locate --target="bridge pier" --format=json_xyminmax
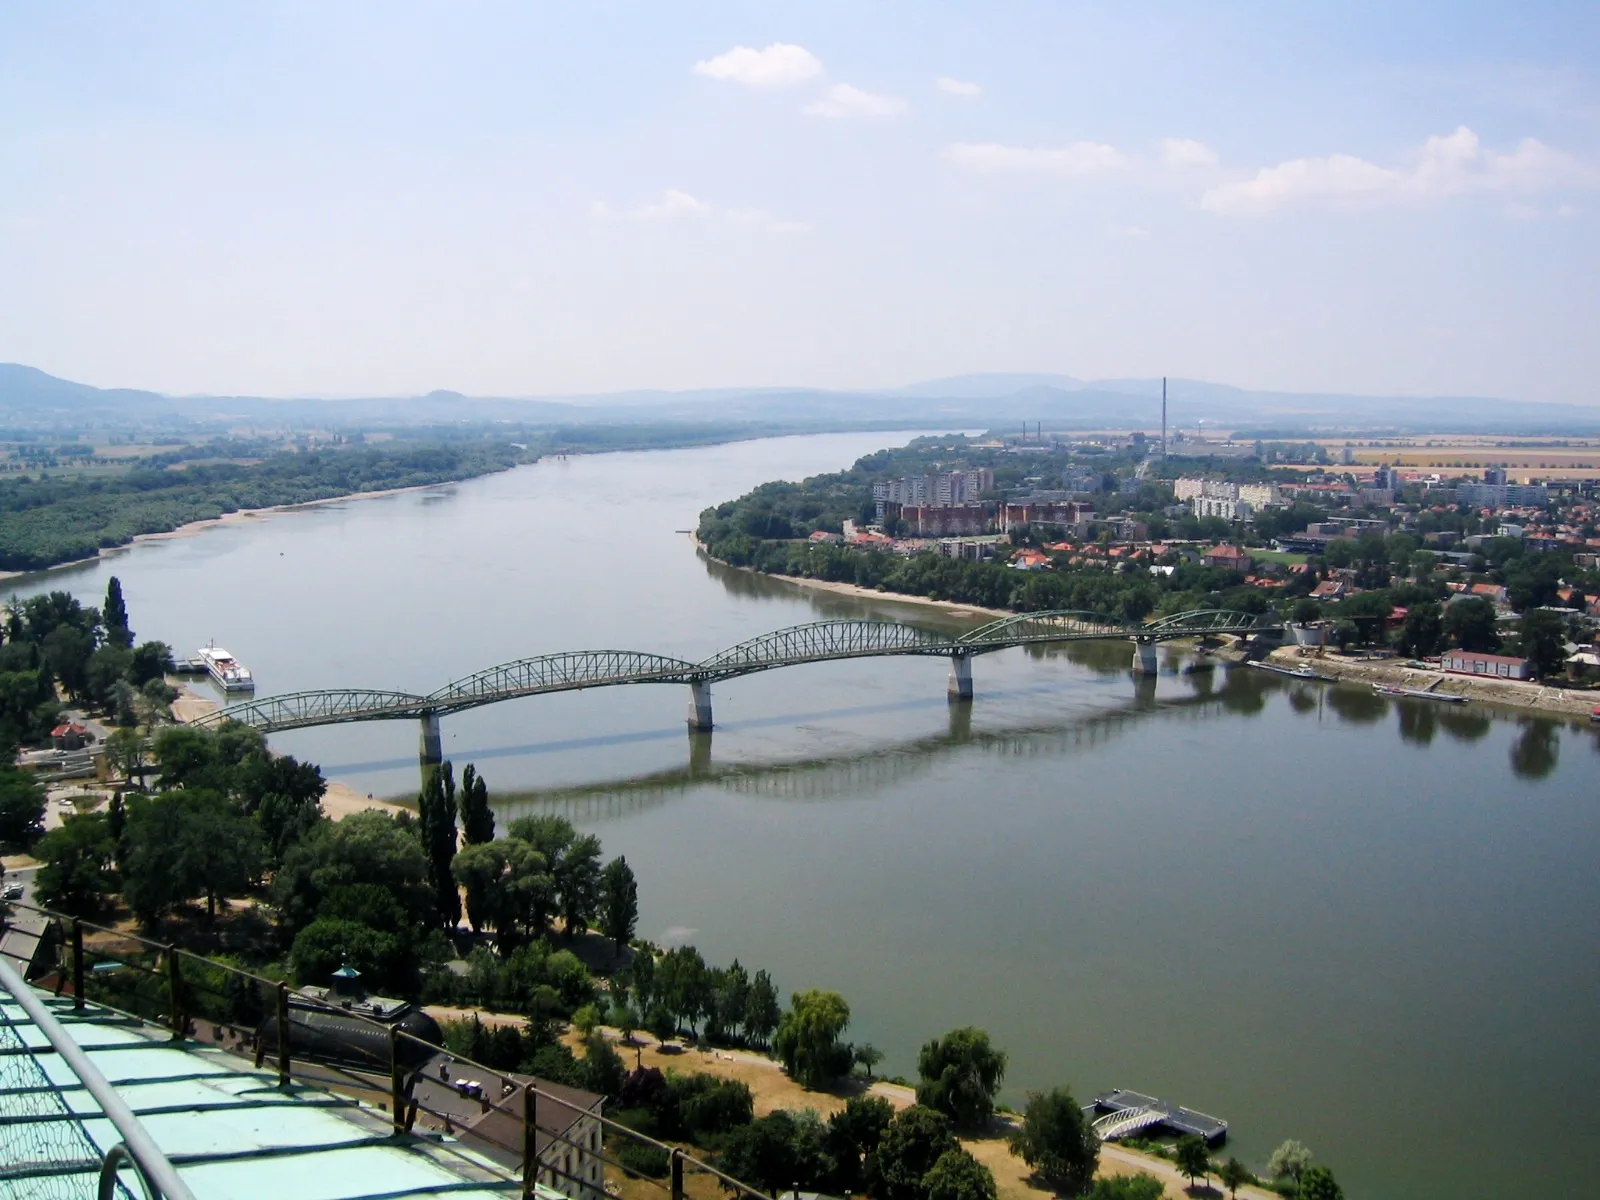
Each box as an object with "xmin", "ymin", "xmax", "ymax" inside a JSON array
[
  {"xmin": 419, "ymin": 711, "xmax": 443, "ymax": 779},
  {"xmin": 686, "ymin": 681, "xmax": 713, "ymax": 731},
  {"xmin": 1130, "ymin": 639, "xmax": 1159, "ymax": 676},
  {"xmin": 948, "ymin": 653, "xmax": 973, "ymax": 701}
]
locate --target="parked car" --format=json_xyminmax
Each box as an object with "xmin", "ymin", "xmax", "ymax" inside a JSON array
[{"xmin": 1, "ymin": 883, "xmax": 24, "ymax": 901}]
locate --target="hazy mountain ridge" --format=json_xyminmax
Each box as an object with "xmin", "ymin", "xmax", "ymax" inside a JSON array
[{"xmin": 2, "ymin": 363, "xmax": 1596, "ymax": 434}]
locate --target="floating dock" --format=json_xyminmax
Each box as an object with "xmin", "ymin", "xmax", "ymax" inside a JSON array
[
  {"xmin": 1090, "ymin": 1089, "xmax": 1228, "ymax": 1146},
  {"xmin": 1374, "ymin": 684, "xmax": 1468, "ymax": 704},
  {"xmin": 1248, "ymin": 661, "xmax": 1336, "ymax": 682}
]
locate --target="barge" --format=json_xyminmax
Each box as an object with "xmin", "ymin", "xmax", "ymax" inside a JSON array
[{"xmin": 197, "ymin": 644, "xmax": 254, "ymax": 691}]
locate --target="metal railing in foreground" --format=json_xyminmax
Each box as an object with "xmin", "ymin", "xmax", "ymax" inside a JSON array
[
  {"xmin": 5, "ymin": 903, "xmax": 771, "ymax": 1200},
  {"xmin": 0, "ymin": 951, "xmax": 197, "ymax": 1200}
]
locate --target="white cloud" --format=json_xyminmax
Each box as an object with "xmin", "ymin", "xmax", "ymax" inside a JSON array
[
  {"xmin": 942, "ymin": 141, "xmax": 1127, "ymax": 177},
  {"xmin": 937, "ymin": 77, "xmax": 982, "ymax": 98},
  {"xmin": 1558, "ymin": 203, "xmax": 1579, "ymax": 218},
  {"xmin": 1202, "ymin": 125, "xmax": 1597, "ymax": 214},
  {"xmin": 1110, "ymin": 225, "xmax": 1149, "ymax": 237},
  {"xmin": 804, "ymin": 82, "xmax": 910, "ymax": 119},
  {"xmin": 592, "ymin": 189, "xmax": 712, "ymax": 221},
  {"xmin": 692, "ymin": 43, "xmax": 822, "ymax": 87},
  {"xmin": 593, "ymin": 191, "xmax": 806, "ymax": 233},
  {"xmin": 1160, "ymin": 138, "xmax": 1219, "ymax": 168}
]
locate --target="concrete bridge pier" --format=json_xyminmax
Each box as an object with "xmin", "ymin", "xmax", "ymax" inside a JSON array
[
  {"xmin": 1130, "ymin": 639, "xmax": 1159, "ymax": 676},
  {"xmin": 686, "ymin": 680, "xmax": 714, "ymax": 731},
  {"xmin": 419, "ymin": 711, "xmax": 443, "ymax": 779},
  {"xmin": 948, "ymin": 653, "xmax": 974, "ymax": 701}
]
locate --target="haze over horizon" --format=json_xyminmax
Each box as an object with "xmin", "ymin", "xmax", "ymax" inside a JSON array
[{"xmin": 4, "ymin": 4, "xmax": 1599, "ymax": 406}]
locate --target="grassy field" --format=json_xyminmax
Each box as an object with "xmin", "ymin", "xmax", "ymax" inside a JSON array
[{"xmin": 1249, "ymin": 548, "xmax": 1309, "ymax": 565}]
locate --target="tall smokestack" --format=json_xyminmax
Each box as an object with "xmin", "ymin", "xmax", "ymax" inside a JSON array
[{"xmin": 1161, "ymin": 377, "xmax": 1167, "ymax": 461}]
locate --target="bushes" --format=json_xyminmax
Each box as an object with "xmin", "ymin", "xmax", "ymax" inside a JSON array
[{"xmin": 615, "ymin": 1140, "xmax": 670, "ymax": 1179}]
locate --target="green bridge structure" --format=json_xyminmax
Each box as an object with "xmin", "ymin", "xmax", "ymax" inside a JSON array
[{"xmin": 192, "ymin": 609, "xmax": 1282, "ymax": 775}]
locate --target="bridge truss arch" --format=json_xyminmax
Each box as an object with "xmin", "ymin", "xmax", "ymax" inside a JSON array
[
  {"xmin": 429, "ymin": 650, "xmax": 699, "ymax": 714},
  {"xmin": 694, "ymin": 620, "xmax": 955, "ymax": 680},
  {"xmin": 194, "ymin": 689, "xmax": 432, "ymax": 733},
  {"xmin": 958, "ymin": 610, "xmax": 1136, "ymax": 652}
]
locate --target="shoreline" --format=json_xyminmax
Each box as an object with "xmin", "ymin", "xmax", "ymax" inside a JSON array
[
  {"xmin": 694, "ymin": 540, "xmax": 1015, "ymax": 623},
  {"xmin": 1264, "ymin": 647, "xmax": 1599, "ymax": 719},
  {"xmin": 698, "ymin": 544, "xmax": 1598, "ymax": 721},
  {"xmin": 0, "ymin": 479, "xmax": 479, "ymax": 582}
]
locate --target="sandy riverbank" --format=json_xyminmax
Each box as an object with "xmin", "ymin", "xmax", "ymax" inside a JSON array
[
  {"xmin": 0, "ymin": 480, "xmax": 463, "ymax": 582},
  {"xmin": 1263, "ymin": 646, "xmax": 1599, "ymax": 719}
]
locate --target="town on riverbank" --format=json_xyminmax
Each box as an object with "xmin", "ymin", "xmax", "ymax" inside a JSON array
[{"xmin": 697, "ymin": 431, "xmax": 1600, "ymax": 722}]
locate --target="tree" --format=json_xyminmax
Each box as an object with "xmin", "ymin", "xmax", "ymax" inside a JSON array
[
  {"xmin": 745, "ymin": 968, "xmax": 781, "ymax": 1048},
  {"xmin": 1007, "ymin": 1087, "xmax": 1098, "ymax": 1195},
  {"xmin": 290, "ymin": 917, "xmax": 407, "ymax": 990},
  {"xmin": 657, "ymin": 944, "xmax": 711, "ymax": 1035},
  {"xmin": 600, "ymin": 855, "xmax": 638, "ymax": 956},
  {"xmin": 1519, "ymin": 608, "xmax": 1567, "ymax": 678},
  {"xmin": 1298, "ymin": 1165, "xmax": 1344, "ymax": 1200},
  {"xmin": 556, "ymin": 832, "xmax": 603, "ymax": 938},
  {"xmin": 868, "ymin": 1106, "xmax": 958, "ymax": 1200},
  {"xmin": 103, "ymin": 577, "xmax": 132, "ymax": 648},
  {"xmin": 854, "ymin": 1042, "xmax": 884, "ymax": 1077},
  {"xmin": 719, "ymin": 1110, "xmax": 830, "ymax": 1197},
  {"xmin": 1398, "ymin": 601, "xmax": 1444, "ymax": 658},
  {"xmin": 453, "ymin": 841, "xmax": 509, "ymax": 933},
  {"xmin": 417, "ymin": 762, "xmax": 461, "ymax": 929},
  {"xmin": 273, "ymin": 810, "xmax": 434, "ymax": 937},
  {"xmin": 0, "ymin": 765, "xmax": 46, "ymax": 846},
  {"xmin": 1086, "ymin": 1177, "xmax": 1163, "ymax": 1200},
  {"xmin": 121, "ymin": 792, "xmax": 262, "ymax": 924},
  {"xmin": 922, "ymin": 1149, "xmax": 996, "ymax": 1200},
  {"xmin": 1291, "ymin": 598, "xmax": 1321, "ymax": 625},
  {"xmin": 129, "ymin": 641, "xmax": 173, "ymax": 687},
  {"xmin": 773, "ymin": 989, "xmax": 853, "ymax": 1087},
  {"xmin": 1267, "ymin": 1140, "xmax": 1313, "ymax": 1188},
  {"xmin": 825, "ymin": 1095, "xmax": 895, "ymax": 1195},
  {"xmin": 916, "ymin": 1027, "xmax": 1007, "ymax": 1128},
  {"xmin": 1443, "ymin": 596, "xmax": 1500, "ymax": 653},
  {"xmin": 458, "ymin": 764, "xmax": 495, "ymax": 845},
  {"xmin": 1174, "ymin": 1135, "xmax": 1210, "ymax": 1191},
  {"xmin": 1219, "ymin": 1157, "xmax": 1253, "ymax": 1199},
  {"xmin": 85, "ymin": 646, "xmax": 133, "ymax": 711},
  {"xmin": 580, "ymin": 1028, "xmax": 626, "ymax": 1097},
  {"xmin": 105, "ymin": 728, "xmax": 149, "ymax": 789},
  {"xmin": 34, "ymin": 814, "xmax": 116, "ymax": 917}
]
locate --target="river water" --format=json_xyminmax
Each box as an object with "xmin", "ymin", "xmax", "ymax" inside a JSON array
[{"xmin": 9, "ymin": 432, "xmax": 1598, "ymax": 1199}]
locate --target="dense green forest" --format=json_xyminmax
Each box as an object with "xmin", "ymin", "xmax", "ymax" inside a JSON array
[{"xmin": 0, "ymin": 440, "xmax": 524, "ymax": 571}]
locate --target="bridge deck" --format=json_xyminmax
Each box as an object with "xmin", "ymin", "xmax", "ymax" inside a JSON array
[{"xmin": 1092, "ymin": 1089, "xmax": 1228, "ymax": 1145}]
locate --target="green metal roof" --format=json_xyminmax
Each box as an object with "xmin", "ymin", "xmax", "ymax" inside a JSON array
[{"xmin": 1, "ymin": 988, "xmax": 554, "ymax": 1199}]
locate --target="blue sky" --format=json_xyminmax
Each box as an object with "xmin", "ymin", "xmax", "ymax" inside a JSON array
[{"xmin": 3, "ymin": 2, "xmax": 1598, "ymax": 403}]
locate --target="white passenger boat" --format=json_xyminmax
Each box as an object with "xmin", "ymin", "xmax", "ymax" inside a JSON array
[{"xmin": 198, "ymin": 645, "xmax": 254, "ymax": 691}]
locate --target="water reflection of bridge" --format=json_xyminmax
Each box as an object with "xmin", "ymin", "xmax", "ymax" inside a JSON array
[{"xmin": 492, "ymin": 669, "xmax": 1263, "ymax": 823}]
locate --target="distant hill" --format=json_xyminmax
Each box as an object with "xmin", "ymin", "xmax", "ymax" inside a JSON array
[{"xmin": 2, "ymin": 362, "xmax": 1597, "ymax": 434}]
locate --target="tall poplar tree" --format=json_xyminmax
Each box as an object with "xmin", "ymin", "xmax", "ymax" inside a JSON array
[
  {"xmin": 418, "ymin": 761, "xmax": 461, "ymax": 928},
  {"xmin": 103, "ymin": 577, "xmax": 133, "ymax": 649},
  {"xmin": 600, "ymin": 855, "xmax": 638, "ymax": 955},
  {"xmin": 458, "ymin": 763, "xmax": 495, "ymax": 845}
]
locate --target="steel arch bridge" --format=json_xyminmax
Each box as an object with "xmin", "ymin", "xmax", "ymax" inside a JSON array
[{"xmin": 192, "ymin": 610, "xmax": 1281, "ymax": 761}]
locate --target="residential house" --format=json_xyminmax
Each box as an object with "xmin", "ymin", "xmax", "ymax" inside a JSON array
[
  {"xmin": 1203, "ymin": 544, "xmax": 1253, "ymax": 573},
  {"xmin": 1309, "ymin": 580, "xmax": 1347, "ymax": 601}
]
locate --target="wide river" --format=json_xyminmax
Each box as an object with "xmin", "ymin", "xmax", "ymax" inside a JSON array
[{"xmin": 9, "ymin": 432, "xmax": 1598, "ymax": 1199}]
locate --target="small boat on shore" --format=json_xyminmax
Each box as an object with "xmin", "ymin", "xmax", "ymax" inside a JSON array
[
  {"xmin": 1249, "ymin": 661, "xmax": 1334, "ymax": 682},
  {"xmin": 198, "ymin": 644, "xmax": 254, "ymax": 691},
  {"xmin": 1374, "ymin": 684, "xmax": 1468, "ymax": 704}
]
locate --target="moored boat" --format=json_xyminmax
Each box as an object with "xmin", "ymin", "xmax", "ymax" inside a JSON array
[
  {"xmin": 1374, "ymin": 683, "xmax": 1467, "ymax": 704},
  {"xmin": 198, "ymin": 644, "xmax": 254, "ymax": 691}
]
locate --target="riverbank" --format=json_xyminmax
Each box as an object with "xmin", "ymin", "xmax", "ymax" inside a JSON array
[
  {"xmin": 0, "ymin": 479, "xmax": 471, "ymax": 582},
  {"xmin": 537, "ymin": 1021, "xmax": 1280, "ymax": 1200},
  {"xmin": 1263, "ymin": 646, "xmax": 1599, "ymax": 718},
  {"xmin": 695, "ymin": 540, "xmax": 1014, "ymax": 623}
]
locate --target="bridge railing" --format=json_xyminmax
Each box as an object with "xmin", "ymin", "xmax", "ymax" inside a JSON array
[{"xmin": 6, "ymin": 903, "xmax": 772, "ymax": 1200}]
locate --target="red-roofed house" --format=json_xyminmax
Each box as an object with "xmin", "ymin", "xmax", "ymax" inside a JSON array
[
  {"xmin": 1441, "ymin": 650, "xmax": 1531, "ymax": 680},
  {"xmin": 1203, "ymin": 544, "xmax": 1253, "ymax": 572}
]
